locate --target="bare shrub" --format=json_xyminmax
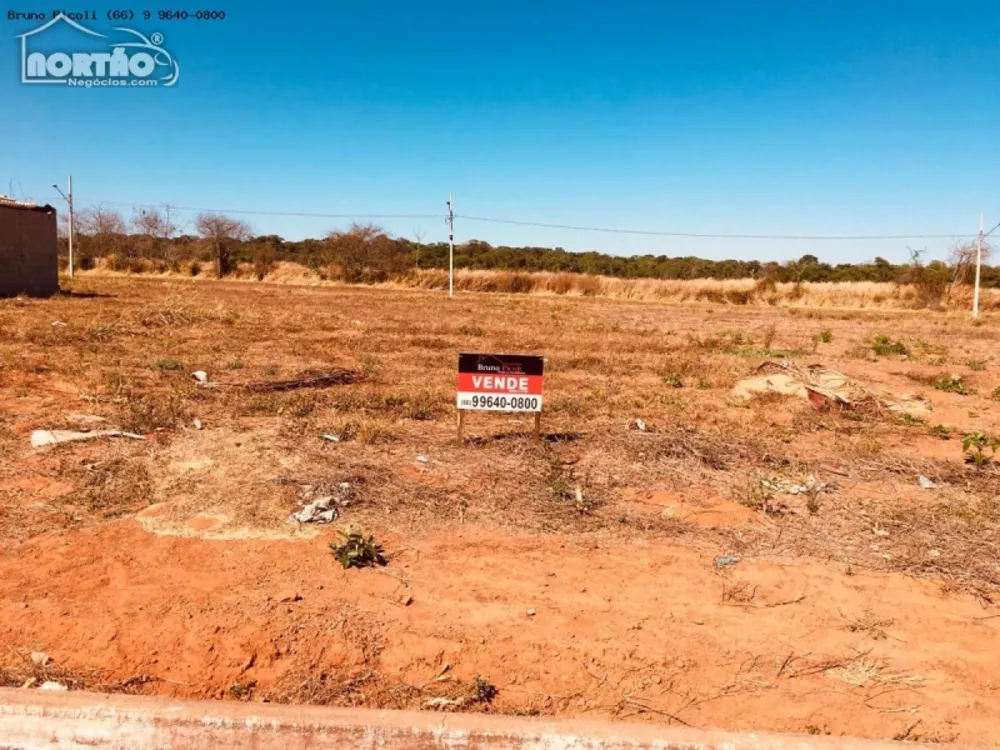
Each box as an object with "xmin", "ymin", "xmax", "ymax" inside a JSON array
[{"xmin": 195, "ymin": 213, "xmax": 252, "ymax": 278}]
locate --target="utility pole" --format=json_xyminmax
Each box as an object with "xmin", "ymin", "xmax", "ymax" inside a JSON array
[
  {"xmin": 973, "ymin": 213, "xmax": 983, "ymax": 319},
  {"xmin": 447, "ymin": 193, "xmax": 455, "ymax": 299},
  {"xmin": 67, "ymin": 175, "xmax": 74, "ymax": 279},
  {"xmin": 52, "ymin": 175, "xmax": 74, "ymax": 279}
]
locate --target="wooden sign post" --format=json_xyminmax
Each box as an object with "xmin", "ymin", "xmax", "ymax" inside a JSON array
[{"xmin": 456, "ymin": 353, "xmax": 544, "ymax": 445}]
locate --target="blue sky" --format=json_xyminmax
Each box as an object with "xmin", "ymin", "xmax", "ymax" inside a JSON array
[{"xmin": 2, "ymin": 1, "xmax": 999, "ymax": 263}]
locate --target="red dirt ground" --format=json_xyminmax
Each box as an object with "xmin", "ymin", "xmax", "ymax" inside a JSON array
[
  {"xmin": 1, "ymin": 517, "xmax": 998, "ymax": 744},
  {"xmin": 3, "ymin": 277, "xmax": 1000, "ymax": 745}
]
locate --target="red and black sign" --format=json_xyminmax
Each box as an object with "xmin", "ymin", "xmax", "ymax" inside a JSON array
[{"xmin": 457, "ymin": 353, "xmax": 544, "ymax": 412}]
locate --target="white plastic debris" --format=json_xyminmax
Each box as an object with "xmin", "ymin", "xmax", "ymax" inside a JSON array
[
  {"xmin": 31, "ymin": 429, "xmax": 146, "ymax": 448},
  {"xmin": 631, "ymin": 418, "xmax": 648, "ymax": 432},
  {"xmin": 193, "ymin": 418, "xmax": 203, "ymax": 431},
  {"xmin": 191, "ymin": 370, "xmax": 209, "ymax": 383},
  {"xmin": 320, "ymin": 434, "xmax": 341, "ymax": 442},
  {"xmin": 30, "ymin": 651, "xmax": 50, "ymax": 667},
  {"xmin": 918, "ymin": 475, "xmax": 936, "ymax": 489},
  {"xmin": 416, "ymin": 455, "xmax": 429, "ymax": 464},
  {"xmin": 290, "ymin": 496, "xmax": 339, "ymax": 524},
  {"xmin": 289, "ymin": 483, "xmax": 356, "ymax": 524},
  {"xmin": 51, "ymin": 321, "xmax": 67, "ymax": 327},
  {"xmin": 759, "ymin": 474, "xmax": 828, "ymax": 496},
  {"xmin": 39, "ymin": 682, "xmax": 67, "ymax": 691}
]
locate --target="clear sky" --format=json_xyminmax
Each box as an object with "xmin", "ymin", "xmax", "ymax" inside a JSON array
[{"xmin": 2, "ymin": 1, "xmax": 999, "ymax": 263}]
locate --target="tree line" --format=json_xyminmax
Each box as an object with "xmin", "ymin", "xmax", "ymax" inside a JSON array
[{"xmin": 61, "ymin": 206, "xmax": 998, "ymax": 289}]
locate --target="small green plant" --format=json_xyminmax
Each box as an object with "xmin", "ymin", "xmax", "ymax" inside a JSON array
[
  {"xmin": 226, "ymin": 359, "xmax": 245, "ymax": 370},
  {"xmin": 698, "ymin": 378, "xmax": 711, "ymax": 389},
  {"xmin": 662, "ymin": 373, "xmax": 683, "ymax": 388},
  {"xmin": 470, "ymin": 676, "xmax": 498, "ymax": 704},
  {"xmin": 962, "ymin": 431, "xmax": 1000, "ymax": 468},
  {"xmin": 991, "ymin": 386, "xmax": 1000, "ymax": 401},
  {"xmin": 894, "ymin": 412, "xmax": 925, "ymax": 426},
  {"xmin": 154, "ymin": 358, "xmax": 182, "ymax": 371},
  {"xmin": 737, "ymin": 474, "xmax": 780, "ymax": 515},
  {"xmin": 966, "ymin": 359, "xmax": 988, "ymax": 372},
  {"xmin": 933, "ymin": 374, "xmax": 974, "ymax": 395},
  {"xmin": 820, "ymin": 329, "xmax": 833, "ymax": 343},
  {"xmin": 330, "ymin": 531, "xmax": 387, "ymax": 569},
  {"xmin": 928, "ymin": 424, "xmax": 951, "ymax": 440},
  {"xmin": 872, "ymin": 335, "xmax": 908, "ymax": 356}
]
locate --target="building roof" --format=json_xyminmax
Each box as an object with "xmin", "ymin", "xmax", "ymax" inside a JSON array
[{"xmin": 0, "ymin": 196, "xmax": 56, "ymax": 214}]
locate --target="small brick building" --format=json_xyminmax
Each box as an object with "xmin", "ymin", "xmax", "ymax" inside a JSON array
[{"xmin": 0, "ymin": 197, "xmax": 59, "ymax": 297}]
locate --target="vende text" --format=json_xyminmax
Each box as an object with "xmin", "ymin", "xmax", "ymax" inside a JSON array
[{"xmin": 473, "ymin": 375, "xmax": 528, "ymax": 392}]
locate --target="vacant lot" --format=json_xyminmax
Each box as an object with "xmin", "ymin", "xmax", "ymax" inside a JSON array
[{"xmin": 2, "ymin": 276, "xmax": 999, "ymax": 744}]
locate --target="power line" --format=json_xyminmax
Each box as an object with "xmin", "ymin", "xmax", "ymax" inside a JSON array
[
  {"xmin": 76, "ymin": 198, "xmax": 444, "ymax": 221},
  {"xmin": 72, "ymin": 197, "xmax": 979, "ymax": 241},
  {"xmin": 455, "ymin": 213, "xmax": 974, "ymax": 241},
  {"xmin": 984, "ymin": 221, "xmax": 1000, "ymax": 239}
]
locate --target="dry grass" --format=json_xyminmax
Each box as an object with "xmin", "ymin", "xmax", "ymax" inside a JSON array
[
  {"xmin": 76, "ymin": 260, "xmax": 1000, "ymax": 312},
  {"xmin": 3, "ymin": 275, "xmax": 1000, "ymax": 600}
]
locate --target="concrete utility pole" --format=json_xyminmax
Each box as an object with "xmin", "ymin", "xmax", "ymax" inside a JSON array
[
  {"xmin": 973, "ymin": 213, "xmax": 983, "ymax": 319},
  {"xmin": 447, "ymin": 193, "xmax": 455, "ymax": 299},
  {"xmin": 52, "ymin": 176, "xmax": 74, "ymax": 279}
]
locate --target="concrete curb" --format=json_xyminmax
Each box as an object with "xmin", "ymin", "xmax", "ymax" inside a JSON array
[{"xmin": 0, "ymin": 688, "xmax": 966, "ymax": 749}]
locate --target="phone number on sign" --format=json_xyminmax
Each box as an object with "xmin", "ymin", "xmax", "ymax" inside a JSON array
[
  {"xmin": 457, "ymin": 393, "xmax": 542, "ymax": 412},
  {"xmin": 104, "ymin": 10, "xmax": 226, "ymax": 20}
]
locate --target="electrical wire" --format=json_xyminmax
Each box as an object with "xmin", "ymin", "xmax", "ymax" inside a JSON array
[
  {"xmin": 73, "ymin": 197, "xmax": 980, "ymax": 241},
  {"xmin": 76, "ymin": 198, "xmax": 444, "ymax": 221},
  {"xmin": 455, "ymin": 214, "xmax": 975, "ymax": 241}
]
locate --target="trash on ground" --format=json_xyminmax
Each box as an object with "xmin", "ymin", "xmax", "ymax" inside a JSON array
[
  {"xmin": 30, "ymin": 651, "xmax": 50, "ymax": 667},
  {"xmin": 731, "ymin": 360, "xmax": 931, "ymax": 419},
  {"xmin": 918, "ymin": 475, "xmax": 936, "ymax": 490},
  {"xmin": 714, "ymin": 554, "xmax": 742, "ymax": 567},
  {"xmin": 39, "ymin": 682, "xmax": 67, "ymax": 691},
  {"xmin": 416, "ymin": 455, "xmax": 429, "ymax": 464},
  {"xmin": 191, "ymin": 370, "xmax": 209, "ymax": 383},
  {"xmin": 193, "ymin": 418, "xmax": 203, "ymax": 431},
  {"xmin": 527, "ymin": 608, "xmax": 537, "ymax": 616},
  {"xmin": 759, "ymin": 474, "xmax": 828, "ymax": 496},
  {"xmin": 244, "ymin": 369, "xmax": 363, "ymax": 393},
  {"xmin": 290, "ymin": 482, "xmax": 355, "ymax": 524},
  {"xmin": 290, "ymin": 496, "xmax": 339, "ymax": 525},
  {"xmin": 31, "ymin": 429, "xmax": 146, "ymax": 448},
  {"xmin": 320, "ymin": 434, "xmax": 341, "ymax": 442},
  {"xmin": 631, "ymin": 417, "xmax": 648, "ymax": 432},
  {"xmin": 51, "ymin": 320, "xmax": 67, "ymax": 327}
]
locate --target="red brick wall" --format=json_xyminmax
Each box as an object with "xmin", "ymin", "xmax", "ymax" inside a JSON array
[{"xmin": 0, "ymin": 205, "xmax": 59, "ymax": 297}]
